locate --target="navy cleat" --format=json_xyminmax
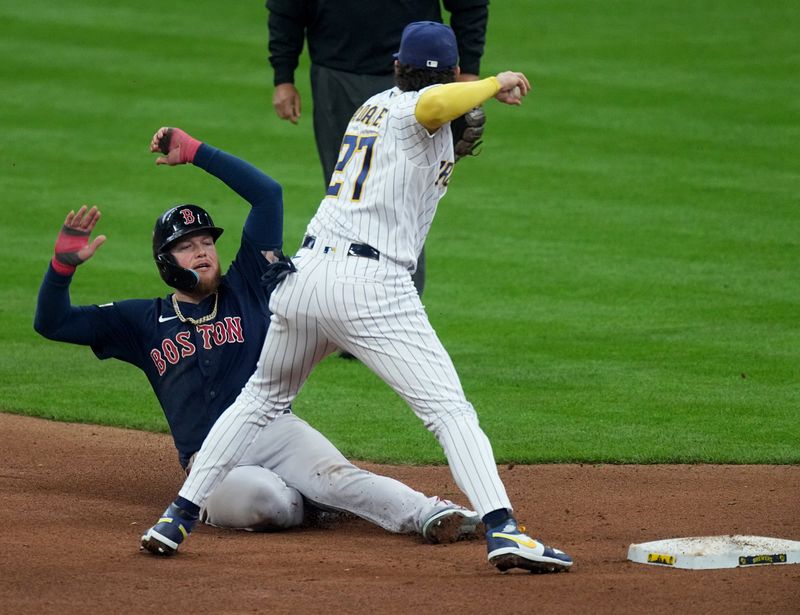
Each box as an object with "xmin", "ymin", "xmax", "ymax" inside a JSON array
[
  {"xmin": 140, "ymin": 503, "xmax": 198, "ymax": 556},
  {"xmin": 422, "ymin": 504, "xmax": 482, "ymax": 544},
  {"xmin": 486, "ymin": 519, "xmax": 573, "ymax": 573}
]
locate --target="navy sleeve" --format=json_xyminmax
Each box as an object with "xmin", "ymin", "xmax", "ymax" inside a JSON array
[
  {"xmin": 34, "ymin": 264, "xmax": 149, "ymax": 363},
  {"xmin": 34, "ymin": 265, "xmax": 97, "ymax": 344},
  {"xmin": 193, "ymin": 143, "xmax": 284, "ymax": 251},
  {"xmin": 88, "ymin": 299, "xmax": 157, "ymax": 364}
]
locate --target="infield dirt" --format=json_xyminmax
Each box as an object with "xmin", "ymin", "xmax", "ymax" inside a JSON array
[{"xmin": 1, "ymin": 413, "xmax": 797, "ymax": 614}]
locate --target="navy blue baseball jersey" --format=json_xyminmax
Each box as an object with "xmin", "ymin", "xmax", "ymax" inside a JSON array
[{"xmin": 35, "ymin": 144, "xmax": 284, "ymax": 467}]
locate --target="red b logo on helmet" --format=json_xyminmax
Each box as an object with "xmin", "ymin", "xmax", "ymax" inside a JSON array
[{"xmin": 180, "ymin": 208, "xmax": 196, "ymax": 224}]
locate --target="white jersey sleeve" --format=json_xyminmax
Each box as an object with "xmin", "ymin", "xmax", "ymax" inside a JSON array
[{"xmin": 308, "ymin": 86, "xmax": 455, "ymax": 272}]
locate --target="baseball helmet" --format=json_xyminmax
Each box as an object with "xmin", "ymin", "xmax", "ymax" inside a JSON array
[{"xmin": 152, "ymin": 204, "xmax": 224, "ymax": 291}]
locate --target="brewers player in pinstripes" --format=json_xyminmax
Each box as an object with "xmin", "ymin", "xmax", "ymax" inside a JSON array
[
  {"xmin": 143, "ymin": 22, "xmax": 573, "ymax": 573},
  {"xmin": 35, "ymin": 126, "xmax": 481, "ymax": 548}
]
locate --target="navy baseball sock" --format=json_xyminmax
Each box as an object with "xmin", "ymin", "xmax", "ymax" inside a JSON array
[
  {"xmin": 174, "ymin": 496, "xmax": 200, "ymax": 519},
  {"xmin": 482, "ymin": 509, "xmax": 512, "ymax": 529}
]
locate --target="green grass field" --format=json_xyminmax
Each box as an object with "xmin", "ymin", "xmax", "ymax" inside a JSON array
[{"xmin": 2, "ymin": 0, "xmax": 798, "ymax": 463}]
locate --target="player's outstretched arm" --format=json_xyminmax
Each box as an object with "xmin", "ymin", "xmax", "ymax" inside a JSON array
[
  {"xmin": 415, "ymin": 71, "xmax": 531, "ymax": 131},
  {"xmin": 152, "ymin": 126, "xmax": 284, "ymax": 252},
  {"xmin": 34, "ymin": 207, "xmax": 106, "ymax": 343}
]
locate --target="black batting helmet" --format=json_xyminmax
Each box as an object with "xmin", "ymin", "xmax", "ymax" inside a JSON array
[{"xmin": 152, "ymin": 204, "xmax": 224, "ymax": 291}]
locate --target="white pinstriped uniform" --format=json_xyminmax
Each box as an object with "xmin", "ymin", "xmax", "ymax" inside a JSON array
[
  {"xmin": 180, "ymin": 86, "xmax": 513, "ymax": 518},
  {"xmin": 313, "ymin": 86, "xmax": 447, "ymax": 273}
]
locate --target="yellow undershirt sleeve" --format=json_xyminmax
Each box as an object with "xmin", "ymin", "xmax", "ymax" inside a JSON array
[{"xmin": 415, "ymin": 76, "xmax": 501, "ymax": 131}]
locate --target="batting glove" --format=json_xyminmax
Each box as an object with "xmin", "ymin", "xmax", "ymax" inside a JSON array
[
  {"xmin": 150, "ymin": 127, "xmax": 202, "ymax": 165},
  {"xmin": 52, "ymin": 206, "xmax": 106, "ymax": 276}
]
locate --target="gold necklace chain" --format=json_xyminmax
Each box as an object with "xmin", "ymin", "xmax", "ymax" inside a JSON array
[{"xmin": 171, "ymin": 292, "xmax": 219, "ymax": 326}]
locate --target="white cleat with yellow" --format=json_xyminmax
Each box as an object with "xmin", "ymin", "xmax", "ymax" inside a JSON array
[{"xmin": 486, "ymin": 519, "xmax": 573, "ymax": 573}]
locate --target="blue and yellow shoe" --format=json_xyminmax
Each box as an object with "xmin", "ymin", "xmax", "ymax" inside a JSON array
[
  {"xmin": 486, "ymin": 519, "xmax": 572, "ymax": 573},
  {"xmin": 140, "ymin": 503, "xmax": 198, "ymax": 556}
]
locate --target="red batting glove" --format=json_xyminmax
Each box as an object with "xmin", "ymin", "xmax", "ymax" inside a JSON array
[
  {"xmin": 51, "ymin": 206, "xmax": 106, "ymax": 276},
  {"xmin": 150, "ymin": 127, "xmax": 202, "ymax": 165}
]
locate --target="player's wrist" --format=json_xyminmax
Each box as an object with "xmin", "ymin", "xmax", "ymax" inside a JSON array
[
  {"xmin": 51, "ymin": 256, "xmax": 76, "ymax": 276},
  {"xmin": 486, "ymin": 76, "xmax": 501, "ymax": 94},
  {"xmin": 182, "ymin": 139, "xmax": 201, "ymax": 164},
  {"xmin": 52, "ymin": 225, "xmax": 89, "ymax": 275},
  {"xmin": 172, "ymin": 128, "xmax": 202, "ymax": 164}
]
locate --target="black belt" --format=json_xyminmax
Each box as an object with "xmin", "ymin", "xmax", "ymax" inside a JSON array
[{"xmin": 301, "ymin": 235, "xmax": 380, "ymax": 261}]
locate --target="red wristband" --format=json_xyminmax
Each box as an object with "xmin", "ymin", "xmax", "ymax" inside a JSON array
[
  {"xmin": 51, "ymin": 256, "xmax": 76, "ymax": 276},
  {"xmin": 172, "ymin": 128, "xmax": 202, "ymax": 163}
]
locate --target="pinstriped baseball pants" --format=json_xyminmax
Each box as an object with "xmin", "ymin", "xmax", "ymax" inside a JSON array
[{"xmin": 181, "ymin": 239, "xmax": 513, "ymax": 517}]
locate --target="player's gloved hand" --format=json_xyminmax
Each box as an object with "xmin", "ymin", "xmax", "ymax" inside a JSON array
[
  {"xmin": 52, "ymin": 206, "xmax": 107, "ymax": 276},
  {"xmin": 260, "ymin": 251, "xmax": 297, "ymax": 295},
  {"xmin": 150, "ymin": 127, "xmax": 202, "ymax": 165},
  {"xmin": 452, "ymin": 107, "xmax": 486, "ymax": 162},
  {"xmin": 494, "ymin": 71, "xmax": 531, "ymax": 106}
]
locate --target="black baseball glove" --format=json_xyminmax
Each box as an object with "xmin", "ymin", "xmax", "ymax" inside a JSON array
[{"xmin": 451, "ymin": 106, "xmax": 486, "ymax": 162}]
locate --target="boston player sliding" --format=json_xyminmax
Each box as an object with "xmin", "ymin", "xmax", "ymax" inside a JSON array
[
  {"xmin": 34, "ymin": 126, "xmax": 483, "ymax": 546},
  {"xmin": 144, "ymin": 22, "xmax": 573, "ymax": 573}
]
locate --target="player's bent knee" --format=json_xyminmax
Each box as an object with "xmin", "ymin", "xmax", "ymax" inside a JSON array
[
  {"xmin": 202, "ymin": 465, "xmax": 305, "ymax": 530},
  {"xmin": 426, "ymin": 404, "xmax": 478, "ymax": 432}
]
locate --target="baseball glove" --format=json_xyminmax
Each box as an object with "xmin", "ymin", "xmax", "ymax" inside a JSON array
[{"xmin": 451, "ymin": 106, "xmax": 486, "ymax": 162}]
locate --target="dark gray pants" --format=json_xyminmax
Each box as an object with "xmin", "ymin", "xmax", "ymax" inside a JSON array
[{"xmin": 310, "ymin": 64, "xmax": 426, "ymax": 296}]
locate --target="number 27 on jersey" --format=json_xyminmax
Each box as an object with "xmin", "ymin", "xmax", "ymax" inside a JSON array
[{"xmin": 326, "ymin": 134, "xmax": 376, "ymax": 202}]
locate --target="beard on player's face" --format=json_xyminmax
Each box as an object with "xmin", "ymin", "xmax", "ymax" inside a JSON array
[
  {"xmin": 192, "ymin": 266, "xmax": 222, "ymax": 296},
  {"xmin": 169, "ymin": 232, "xmax": 222, "ymax": 300},
  {"xmin": 171, "ymin": 260, "xmax": 221, "ymax": 302}
]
